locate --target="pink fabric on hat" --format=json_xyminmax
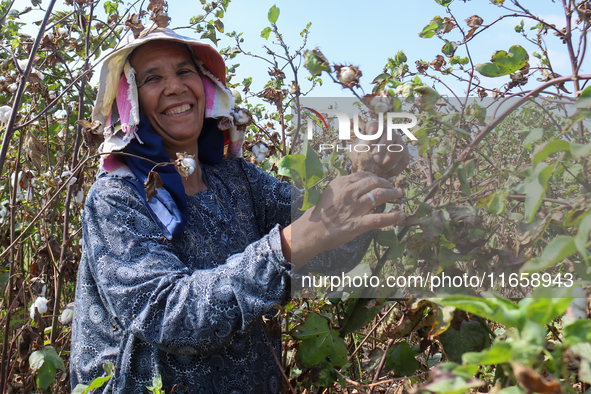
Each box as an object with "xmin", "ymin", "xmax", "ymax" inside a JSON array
[
  {"xmin": 201, "ymin": 74, "xmax": 220, "ymax": 119},
  {"xmin": 117, "ymin": 72, "xmax": 133, "ymax": 127}
]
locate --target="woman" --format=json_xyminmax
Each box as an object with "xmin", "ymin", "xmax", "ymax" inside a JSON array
[{"xmin": 70, "ymin": 27, "xmax": 407, "ymax": 393}]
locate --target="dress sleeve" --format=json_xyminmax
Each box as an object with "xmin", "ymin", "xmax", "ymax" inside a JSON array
[
  {"xmin": 82, "ymin": 176, "xmax": 291, "ymax": 355},
  {"xmin": 238, "ymin": 160, "xmax": 293, "ymax": 234}
]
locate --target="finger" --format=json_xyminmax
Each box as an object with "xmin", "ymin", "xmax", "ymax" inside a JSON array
[
  {"xmin": 359, "ymin": 187, "xmax": 404, "ymax": 210},
  {"xmin": 351, "ymin": 175, "xmax": 397, "ymax": 198},
  {"xmin": 357, "ymin": 211, "xmax": 406, "ymax": 232}
]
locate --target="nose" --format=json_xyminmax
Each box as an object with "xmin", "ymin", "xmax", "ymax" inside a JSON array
[{"xmin": 163, "ymin": 74, "xmax": 187, "ymax": 96}]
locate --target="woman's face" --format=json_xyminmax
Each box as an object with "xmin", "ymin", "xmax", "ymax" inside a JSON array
[{"xmin": 130, "ymin": 41, "xmax": 205, "ymax": 154}]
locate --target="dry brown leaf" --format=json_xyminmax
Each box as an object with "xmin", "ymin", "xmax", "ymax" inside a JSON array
[
  {"xmin": 512, "ymin": 363, "xmax": 561, "ymax": 394},
  {"xmin": 76, "ymin": 119, "xmax": 101, "ymax": 133},
  {"xmin": 125, "ymin": 13, "xmax": 145, "ymax": 38},
  {"xmin": 465, "ymin": 27, "xmax": 478, "ymax": 40},
  {"xmin": 147, "ymin": 0, "xmax": 166, "ymax": 12},
  {"xmin": 431, "ymin": 55, "xmax": 447, "ymax": 71},
  {"xmin": 442, "ymin": 17, "xmax": 456, "ymax": 34},
  {"xmin": 23, "ymin": 132, "xmax": 44, "ymax": 171},
  {"xmin": 150, "ymin": 13, "xmax": 171, "ymax": 28},
  {"xmin": 144, "ymin": 171, "xmax": 163, "ymax": 202},
  {"xmin": 466, "ymin": 15, "xmax": 483, "ymax": 28}
]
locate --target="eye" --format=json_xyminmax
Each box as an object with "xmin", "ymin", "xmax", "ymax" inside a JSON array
[
  {"xmin": 177, "ymin": 69, "xmax": 194, "ymax": 76},
  {"xmin": 144, "ymin": 75, "xmax": 161, "ymax": 84}
]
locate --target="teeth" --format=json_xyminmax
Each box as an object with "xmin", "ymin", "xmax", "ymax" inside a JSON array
[{"xmin": 165, "ymin": 105, "xmax": 191, "ymax": 115}]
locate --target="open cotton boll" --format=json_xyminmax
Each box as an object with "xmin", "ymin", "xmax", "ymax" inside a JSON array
[
  {"xmin": 17, "ymin": 59, "xmax": 29, "ymax": 71},
  {"xmin": 74, "ymin": 188, "xmax": 84, "ymax": 203},
  {"xmin": 256, "ymin": 153, "xmax": 266, "ymax": 163},
  {"xmin": 251, "ymin": 144, "xmax": 260, "ymax": 156},
  {"xmin": 7, "ymin": 83, "xmax": 17, "ymax": 93},
  {"xmin": 0, "ymin": 106, "xmax": 12, "ymax": 123},
  {"xmin": 30, "ymin": 296, "xmax": 49, "ymax": 319},
  {"xmin": 369, "ymin": 96, "xmax": 392, "ymax": 113}
]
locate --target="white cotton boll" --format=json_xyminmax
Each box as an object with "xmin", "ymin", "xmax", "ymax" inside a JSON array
[
  {"xmin": 25, "ymin": 187, "xmax": 33, "ymax": 202},
  {"xmin": 7, "ymin": 83, "xmax": 17, "ymax": 93},
  {"xmin": 66, "ymin": 176, "xmax": 77, "ymax": 187},
  {"xmin": 48, "ymin": 90, "xmax": 57, "ymax": 100},
  {"xmin": 30, "ymin": 68, "xmax": 44, "ymax": 82},
  {"xmin": 60, "ymin": 170, "xmax": 73, "ymax": 178},
  {"xmin": 41, "ymin": 284, "xmax": 47, "ymax": 295},
  {"xmin": 30, "ymin": 296, "xmax": 49, "ymax": 319},
  {"xmin": 251, "ymin": 144, "xmax": 260, "ymax": 156},
  {"xmin": 57, "ymin": 27, "xmax": 68, "ymax": 36},
  {"xmin": 17, "ymin": 59, "xmax": 29, "ymax": 71},
  {"xmin": 11, "ymin": 171, "xmax": 22, "ymax": 190},
  {"xmin": 60, "ymin": 302, "xmax": 75, "ymax": 325},
  {"xmin": 54, "ymin": 109, "xmax": 67, "ymax": 119},
  {"xmin": 181, "ymin": 158, "xmax": 196, "ymax": 176},
  {"xmin": 235, "ymin": 109, "xmax": 251, "ymax": 125},
  {"xmin": 74, "ymin": 189, "xmax": 84, "ymax": 203},
  {"xmin": 369, "ymin": 96, "xmax": 391, "ymax": 113},
  {"xmin": 339, "ymin": 66, "xmax": 356, "ymax": 86},
  {"xmin": 257, "ymin": 144, "xmax": 269, "ymax": 154},
  {"xmin": 0, "ymin": 106, "xmax": 12, "ymax": 123},
  {"xmin": 0, "ymin": 205, "xmax": 7, "ymax": 223},
  {"xmin": 45, "ymin": 31, "xmax": 54, "ymax": 40},
  {"xmin": 256, "ymin": 153, "xmax": 266, "ymax": 163}
]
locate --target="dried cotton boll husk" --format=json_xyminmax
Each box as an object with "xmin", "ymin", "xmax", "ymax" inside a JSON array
[{"xmin": 175, "ymin": 152, "xmax": 196, "ymax": 178}]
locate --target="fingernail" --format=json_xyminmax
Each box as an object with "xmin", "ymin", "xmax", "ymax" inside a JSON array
[{"xmin": 373, "ymin": 154, "xmax": 381, "ymax": 163}]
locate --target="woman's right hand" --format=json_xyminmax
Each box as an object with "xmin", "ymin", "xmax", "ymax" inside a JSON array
[{"xmin": 281, "ymin": 172, "xmax": 405, "ymax": 271}]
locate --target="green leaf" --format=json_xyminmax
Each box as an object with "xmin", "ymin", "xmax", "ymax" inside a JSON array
[
  {"xmin": 442, "ymin": 40, "xmax": 458, "ymax": 57},
  {"xmin": 522, "ymin": 128, "xmax": 543, "ymax": 147},
  {"xmin": 302, "ymin": 189, "xmax": 321, "ymax": 210},
  {"xmin": 575, "ymin": 211, "xmax": 591, "ymax": 259},
  {"xmin": 292, "ymin": 313, "xmax": 348, "ymax": 367},
  {"xmin": 522, "ymin": 235, "xmax": 577, "ymax": 272},
  {"xmin": 376, "ymin": 230, "xmax": 403, "ymax": 260},
  {"xmin": 563, "ymin": 319, "xmax": 591, "ymax": 345},
  {"xmin": 570, "ymin": 142, "xmax": 591, "ymax": 158},
  {"xmin": 419, "ymin": 16, "xmax": 444, "ymax": 38},
  {"xmin": 456, "ymin": 165, "xmax": 471, "ymax": 195},
  {"xmin": 475, "ymin": 45, "xmax": 528, "ymax": 77},
  {"xmin": 532, "ymin": 140, "xmax": 570, "ymax": 169},
  {"xmin": 304, "ymin": 49, "xmax": 330, "ymax": 76},
  {"xmin": 35, "ymin": 359, "xmax": 57, "ymax": 389},
  {"xmin": 268, "ymin": 5, "xmax": 280, "ymax": 23},
  {"xmin": 487, "ymin": 190, "xmax": 508, "ymax": 215},
  {"xmin": 438, "ymin": 321, "xmax": 491, "ymax": 363},
  {"xmin": 462, "ymin": 341, "xmax": 512, "ymax": 365},
  {"xmin": 385, "ymin": 341, "xmax": 421, "ymax": 376},
  {"xmin": 214, "ymin": 19, "xmax": 224, "ymax": 33},
  {"xmin": 28, "ymin": 346, "xmax": 65, "ymax": 389},
  {"xmin": 523, "ymin": 163, "xmax": 553, "ymax": 223},
  {"xmin": 72, "ymin": 362, "xmax": 115, "ymax": 394},
  {"xmin": 435, "ymin": 0, "xmax": 453, "ymax": 5},
  {"xmin": 574, "ymin": 85, "xmax": 591, "ymax": 109},
  {"xmin": 430, "ymin": 294, "xmax": 522, "ymax": 328},
  {"xmin": 260, "ymin": 26, "xmax": 272, "ymax": 40},
  {"xmin": 518, "ymin": 297, "xmax": 573, "ymax": 329}
]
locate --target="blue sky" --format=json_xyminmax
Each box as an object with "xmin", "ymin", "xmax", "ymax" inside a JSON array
[{"xmin": 12, "ymin": 0, "xmax": 588, "ymax": 99}]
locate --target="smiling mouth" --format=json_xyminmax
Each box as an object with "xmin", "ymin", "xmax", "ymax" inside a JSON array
[{"xmin": 164, "ymin": 104, "xmax": 192, "ymax": 115}]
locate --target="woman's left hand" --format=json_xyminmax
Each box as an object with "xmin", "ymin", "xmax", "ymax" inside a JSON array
[{"xmin": 349, "ymin": 120, "xmax": 410, "ymax": 178}]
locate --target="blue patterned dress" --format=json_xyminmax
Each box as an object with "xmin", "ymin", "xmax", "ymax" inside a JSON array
[{"xmin": 70, "ymin": 158, "xmax": 370, "ymax": 393}]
